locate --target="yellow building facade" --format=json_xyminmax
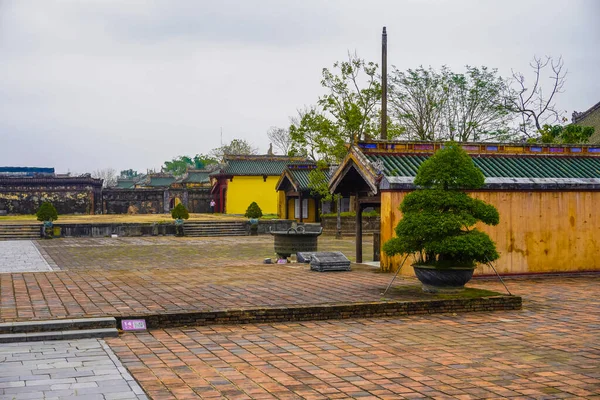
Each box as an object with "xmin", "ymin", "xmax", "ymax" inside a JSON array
[{"xmin": 210, "ymin": 155, "xmax": 308, "ymax": 216}]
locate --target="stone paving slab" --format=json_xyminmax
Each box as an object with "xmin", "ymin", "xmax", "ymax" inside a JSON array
[
  {"xmin": 0, "ymin": 338, "xmax": 147, "ymax": 399},
  {"xmin": 0, "ymin": 240, "xmax": 52, "ymax": 273},
  {"xmin": 35, "ymin": 236, "xmax": 375, "ymax": 270},
  {"xmin": 107, "ymin": 277, "xmax": 600, "ymax": 399}
]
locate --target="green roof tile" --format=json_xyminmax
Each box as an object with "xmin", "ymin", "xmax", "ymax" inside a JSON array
[
  {"xmin": 115, "ymin": 179, "xmax": 135, "ymax": 188},
  {"xmin": 183, "ymin": 171, "xmax": 210, "ymax": 183},
  {"xmin": 364, "ymin": 154, "xmax": 600, "ymax": 179},
  {"xmin": 222, "ymin": 157, "xmax": 308, "ymax": 176},
  {"xmin": 148, "ymin": 177, "xmax": 175, "ymax": 187}
]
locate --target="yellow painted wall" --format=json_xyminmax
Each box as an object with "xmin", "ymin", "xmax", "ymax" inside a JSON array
[
  {"xmin": 380, "ymin": 191, "xmax": 600, "ymax": 275},
  {"xmin": 284, "ymin": 197, "xmax": 317, "ymax": 222},
  {"xmin": 226, "ymin": 176, "xmax": 280, "ymax": 215}
]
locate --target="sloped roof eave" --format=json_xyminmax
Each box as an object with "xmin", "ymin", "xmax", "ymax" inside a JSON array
[{"xmin": 329, "ymin": 146, "xmax": 379, "ymax": 194}]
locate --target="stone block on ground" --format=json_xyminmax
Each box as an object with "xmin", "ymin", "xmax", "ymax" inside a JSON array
[
  {"xmin": 309, "ymin": 251, "xmax": 351, "ymax": 272},
  {"xmin": 296, "ymin": 252, "xmax": 317, "ymax": 263}
]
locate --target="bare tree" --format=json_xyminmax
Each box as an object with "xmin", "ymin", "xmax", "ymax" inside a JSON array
[
  {"xmin": 267, "ymin": 126, "xmax": 293, "ymax": 155},
  {"xmin": 508, "ymin": 56, "xmax": 567, "ymax": 137},
  {"xmin": 92, "ymin": 168, "xmax": 117, "ymax": 188}
]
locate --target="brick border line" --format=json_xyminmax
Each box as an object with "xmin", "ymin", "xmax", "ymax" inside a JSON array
[
  {"xmin": 116, "ymin": 295, "xmax": 522, "ymax": 329},
  {"xmin": 31, "ymin": 240, "xmax": 60, "ymax": 270}
]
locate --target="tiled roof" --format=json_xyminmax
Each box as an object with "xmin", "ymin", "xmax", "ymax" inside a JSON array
[
  {"xmin": 148, "ymin": 177, "xmax": 176, "ymax": 187},
  {"xmin": 364, "ymin": 153, "xmax": 600, "ymax": 179},
  {"xmin": 221, "ymin": 156, "xmax": 308, "ymax": 176},
  {"xmin": 182, "ymin": 170, "xmax": 210, "ymax": 183},
  {"xmin": 115, "ymin": 179, "xmax": 135, "ymax": 188}
]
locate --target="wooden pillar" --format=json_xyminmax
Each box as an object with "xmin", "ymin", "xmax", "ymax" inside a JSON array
[
  {"xmin": 299, "ymin": 193, "xmax": 304, "ymax": 222},
  {"xmin": 381, "ymin": 26, "xmax": 387, "ymax": 140},
  {"xmin": 355, "ymin": 195, "xmax": 362, "ymax": 263},
  {"xmin": 285, "ymin": 195, "xmax": 289, "ymax": 219}
]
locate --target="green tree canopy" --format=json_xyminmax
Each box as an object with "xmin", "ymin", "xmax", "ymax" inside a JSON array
[
  {"xmin": 210, "ymin": 139, "xmax": 258, "ymax": 160},
  {"xmin": 163, "ymin": 154, "xmax": 218, "ymax": 176},
  {"xmin": 119, "ymin": 169, "xmax": 139, "ymax": 179},
  {"xmin": 289, "ymin": 53, "xmax": 401, "ymax": 164},
  {"xmin": 535, "ymin": 124, "xmax": 595, "ymax": 144},
  {"xmin": 390, "ymin": 65, "xmax": 514, "ymax": 142}
]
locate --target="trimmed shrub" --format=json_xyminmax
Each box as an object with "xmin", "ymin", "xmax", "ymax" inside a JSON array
[
  {"xmin": 244, "ymin": 202, "xmax": 263, "ymax": 219},
  {"xmin": 171, "ymin": 203, "xmax": 189, "ymax": 220},
  {"xmin": 36, "ymin": 202, "xmax": 58, "ymax": 222},
  {"xmin": 383, "ymin": 143, "xmax": 499, "ymax": 268}
]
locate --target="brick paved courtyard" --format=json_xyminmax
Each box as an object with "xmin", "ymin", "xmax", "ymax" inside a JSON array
[
  {"xmin": 108, "ymin": 276, "xmax": 600, "ymax": 399},
  {"xmin": 0, "ymin": 236, "xmax": 598, "ymax": 398}
]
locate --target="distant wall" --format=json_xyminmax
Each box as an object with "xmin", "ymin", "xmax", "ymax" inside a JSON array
[
  {"xmin": 321, "ymin": 215, "xmax": 380, "ymax": 235},
  {"xmin": 0, "ymin": 177, "xmax": 102, "ymax": 215},
  {"xmin": 102, "ymin": 188, "xmax": 211, "ymax": 214}
]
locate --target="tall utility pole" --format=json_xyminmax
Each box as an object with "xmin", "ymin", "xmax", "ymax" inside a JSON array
[{"xmin": 380, "ymin": 26, "xmax": 387, "ymax": 140}]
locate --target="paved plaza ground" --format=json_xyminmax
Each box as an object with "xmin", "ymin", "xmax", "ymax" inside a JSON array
[
  {"xmin": 0, "ymin": 236, "xmax": 598, "ymax": 399},
  {"xmin": 0, "ymin": 338, "xmax": 147, "ymax": 399}
]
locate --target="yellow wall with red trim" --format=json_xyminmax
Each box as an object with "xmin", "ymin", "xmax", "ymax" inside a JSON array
[
  {"xmin": 226, "ymin": 176, "xmax": 281, "ymax": 215},
  {"xmin": 380, "ymin": 190, "xmax": 600, "ymax": 275}
]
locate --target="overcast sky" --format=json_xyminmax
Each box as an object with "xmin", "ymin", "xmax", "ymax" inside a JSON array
[{"xmin": 1, "ymin": 0, "xmax": 599, "ymax": 174}]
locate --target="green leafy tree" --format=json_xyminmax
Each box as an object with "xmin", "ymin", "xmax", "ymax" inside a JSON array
[
  {"xmin": 244, "ymin": 202, "xmax": 263, "ymax": 219},
  {"xmin": 289, "ymin": 107, "xmax": 345, "ymax": 162},
  {"xmin": 171, "ymin": 203, "xmax": 189, "ymax": 220},
  {"xmin": 290, "ymin": 53, "xmax": 393, "ymax": 163},
  {"xmin": 119, "ymin": 169, "xmax": 139, "ymax": 179},
  {"xmin": 36, "ymin": 202, "xmax": 58, "ymax": 222},
  {"xmin": 210, "ymin": 139, "xmax": 258, "ymax": 160},
  {"xmin": 163, "ymin": 154, "xmax": 218, "ymax": 175},
  {"xmin": 390, "ymin": 65, "xmax": 513, "ymax": 142},
  {"xmin": 535, "ymin": 124, "xmax": 594, "ymax": 144},
  {"xmin": 383, "ymin": 143, "xmax": 500, "ymax": 268}
]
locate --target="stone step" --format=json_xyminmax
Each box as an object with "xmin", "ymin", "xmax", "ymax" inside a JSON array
[
  {"xmin": 0, "ymin": 328, "xmax": 119, "ymax": 343},
  {"xmin": 185, "ymin": 232, "xmax": 247, "ymax": 237},
  {"xmin": 0, "ymin": 317, "xmax": 117, "ymax": 334},
  {"xmin": 184, "ymin": 228, "xmax": 246, "ymax": 233},
  {"xmin": 0, "ymin": 224, "xmax": 41, "ymax": 240}
]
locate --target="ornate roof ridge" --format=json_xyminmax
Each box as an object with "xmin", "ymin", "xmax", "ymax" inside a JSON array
[
  {"xmin": 223, "ymin": 154, "xmax": 308, "ymax": 162},
  {"xmin": 572, "ymin": 100, "xmax": 600, "ymax": 123}
]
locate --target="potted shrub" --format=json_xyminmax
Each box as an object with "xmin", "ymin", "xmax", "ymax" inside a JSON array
[
  {"xmin": 171, "ymin": 203, "xmax": 189, "ymax": 237},
  {"xmin": 245, "ymin": 202, "xmax": 262, "ymax": 235},
  {"xmin": 383, "ymin": 143, "xmax": 500, "ymax": 292},
  {"xmin": 36, "ymin": 202, "xmax": 58, "ymax": 239}
]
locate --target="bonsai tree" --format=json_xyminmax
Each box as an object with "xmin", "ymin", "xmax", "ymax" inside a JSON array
[
  {"xmin": 36, "ymin": 202, "xmax": 58, "ymax": 239},
  {"xmin": 383, "ymin": 143, "xmax": 500, "ymax": 290},
  {"xmin": 171, "ymin": 203, "xmax": 189, "ymax": 236},
  {"xmin": 244, "ymin": 202, "xmax": 263, "ymax": 219}
]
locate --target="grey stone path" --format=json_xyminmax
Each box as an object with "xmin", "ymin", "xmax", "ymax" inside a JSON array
[
  {"xmin": 0, "ymin": 241, "xmax": 52, "ymax": 273},
  {"xmin": 0, "ymin": 338, "xmax": 147, "ymax": 400}
]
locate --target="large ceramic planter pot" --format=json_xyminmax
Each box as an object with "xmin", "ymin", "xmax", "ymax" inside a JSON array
[
  {"xmin": 42, "ymin": 221, "xmax": 53, "ymax": 239},
  {"xmin": 174, "ymin": 219, "xmax": 184, "ymax": 237},
  {"xmin": 413, "ymin": 265, "xmax": 475, "ymax": 293}
]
